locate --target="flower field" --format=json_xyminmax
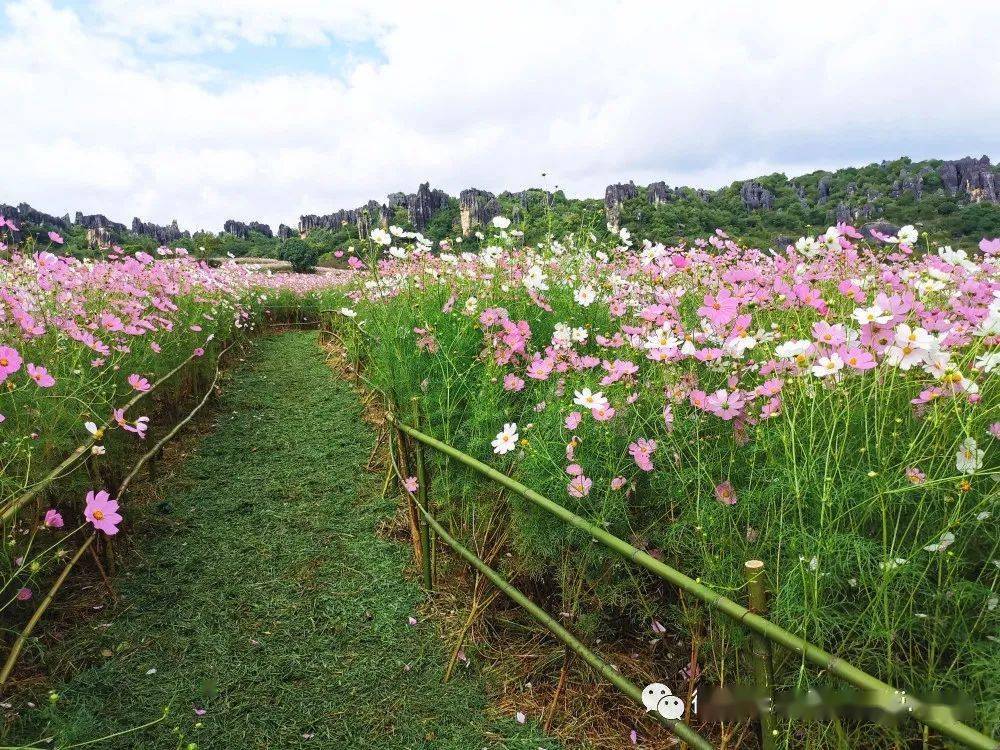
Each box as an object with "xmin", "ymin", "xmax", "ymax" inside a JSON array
[
  {"xmin": 3, "ymin": 214, "xmax": 999, "ymax": 747},
  {"xmin": 331, "ymin": 221, "xmax": 1000, "ymax": 744},
  {"xmin": 0, "ymin": 237, "xmax": 348, "ymax": 648}
]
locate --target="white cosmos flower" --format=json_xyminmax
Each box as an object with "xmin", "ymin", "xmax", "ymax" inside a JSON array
[
  {"xmin": 795, "ymin": 236, "xmax": 820, "ymax": 257},
  {"xmin": 956, "ymin": 437, "xmax": 984, "ymax": 475},
  {"xmin": 571, "ymin": 327, "xmax": 588, "ymax": 343},
  {"xmin": 91, "ymin": 444, "xmax": 106, "ymax": 456},
  {"xmin": 643, "ymin": 326, "xmax": 679, "ymax": 351},
  {"xmin": 370, "ymin": 228, "xmax": 392, "ymax": 246},
  {"xmin": 775, "ymin": 339, "xmax": 811, "ymax": 359},
  {"xmin": 924, "ymin": 532, "xmax": 955, "ymax": 553},
  {"xmin": 85, "ymin": 421, "xmax": 100, "ymax": 436},
  {"xmin": 573, "ymin": 388, "xmax": 608, "ymax": 411},
  {"xmin": 975, "ymin": 352, "xmax": 1000, "ymax": 372},
  {"xmin": 852, "ymin": 305, "xmax": 892, "ymax": 326},
  {"xmin": 339, "ymin": 307, "xmax": 358, "ymax": 318},
  {"xmin": 492, "ymin": 216, "xmax": 511, "ymax": 229},
  {"xmin": 389, "ymin": 247, "xmax": 408, "ymax": 260},
  {"xmin": 888, "ymin": 225, "xmax": 919, "ymax": 246},
  {"xmin": 573, "ymin": 286, "xmax": 597, "ymax": 307},
  {"xmin": 811, "ymin": 353, "xmax": 844, "ymax": 378},
  {"xmin": 523, "ymin": 266, "xmax": 548, "ymax": 292},
  {"xmin": 491, "ymin": 423, "xmax": 519, "ymax": 455},
  {"xmin": 389, "ymin": 225, "xmax": 404, "ymax": 237},
  {"xmin": 894, "ymin": 323, "xmax": 933, "ymax": 351}
]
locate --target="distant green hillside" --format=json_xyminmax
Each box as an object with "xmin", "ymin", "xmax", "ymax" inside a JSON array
[{"xmin": 3, "ymin": 155, "xmax": 998, "ymax": 263}]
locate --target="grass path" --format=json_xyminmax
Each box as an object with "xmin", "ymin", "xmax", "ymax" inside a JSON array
[{"xmin": 9, "ymin": 332, "xmax": 554, "ymax": 749}]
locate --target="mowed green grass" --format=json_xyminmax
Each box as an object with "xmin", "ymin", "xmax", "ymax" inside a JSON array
[{"xmin": 7, "ymin": 332, "xmax": 556, "ymax": 749}]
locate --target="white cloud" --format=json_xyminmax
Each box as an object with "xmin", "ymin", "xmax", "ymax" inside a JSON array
[{"xmin": 0, "ymin": 0, "xmax": 998, "ymax": 232}]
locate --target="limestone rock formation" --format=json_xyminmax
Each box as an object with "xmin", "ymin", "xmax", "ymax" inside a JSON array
[
  {"xmin": 739, "ymin": 181, "xmax": 774, "ymax": 211},
  {"xmin": 647, "ymin": 181, "xmax": 672, "ymax": 205},
  {"xmin": 132, "ymin": 217, "xmax": 188, "ymax": 244},
  {"xmin": 223, "ymin": 220, "xmax": 273, "ymax": 239},
  {"xmin": 407, "ymin": 182, "xmax": 450, "ymax": 232},
  {"xmin": 459, "ymin": 188, "xmax": 500, "ymax": 235},
  {"xmin": 604, "ymin": 181, "xmax": 638, "ymax": 229},
  {"xmin": 937, "ymin": 156, "xmax": 998, "ymax": 203},
  {"xmin": 817, "ymin": 175, "xmax": 832, "ymax": 204},
  {"xmin": 277, "ymin": 224, "xmax": 295, "ymax": 239}
]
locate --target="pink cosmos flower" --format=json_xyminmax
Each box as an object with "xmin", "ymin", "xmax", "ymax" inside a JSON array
[
  {"xmin": 628, "ymin": 439, "xmax": 657, "ymax": 471},
  {"xmin": 698, "ymin": 289, "xmax": 739, "ymax": 327},
  {"xmin": 990, "ymin": 423, "xmax": 1000, "ymax": 440},
  {"xmin": 839, "ymin": 345, "xmax": 876, "ymax": 371},
  {"xmin": 714, "ymin": 481, "xmax": 737, "ymax": 505},
  {"xmin": 591, "ymin": 405, "xmax": 616, "ymax": 422},
  {"xmin": 0, "ymin": 346, "xmax": 22, "ymax": 380},
  {"xmin": 47, "ymin": 231, "xmax": 64, "ymax": 244},
  {"xmin": 567, "ymin": 475, "xmax": 592, "ymax": 498},
  {"xmin": 564, "ymin": 411, "xmax": 582, "ymax": 430},
  {"xmin": 27, "ymin": 363, "xmax": 55, "ymax": 388},
  {"xmin": 905, "ymin": 467, "xmax": 926, "ymax": 485},
  {"xmin": 16, "ymin": 588, "xmax": 32, "ymax": 601},
  {"xmin": 503, "ymin": 373, "xmax": 525, "ymax": 392},
  {"xmin": 44, "ymin": 509, "xmax": 64, "ymax": 528},
  {"xmin": 193, "ymin": 347, "xmax": 205, "ymax": 357},
  {"xmin": 403, "ymin": 476, "xmax": 419, "ymax": 493},
  {"xmin": 128, "ymin": 373, "xmax": 152, "ymax": 392},
  {"xmin": 611, "ymin": 476, "xmax": 627, "ymax": 490},
  {"xmin": 565, "ymin": 463, "xmax": 583, "ymax": 476},
  {"xmin": 84, "ymin": 490, "xmax": 122, "ymax": 535},
  {"xmin": 812, "ymin": 320, "xmax": 847, "ymax": 347}
]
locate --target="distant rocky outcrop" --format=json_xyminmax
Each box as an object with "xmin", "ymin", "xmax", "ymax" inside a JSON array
[
  {"xmin": 0, "ymin": 202, "xmax": 69, "ymax": 231},
  {"xmin": 459, "ymin": 188, "xmax": 500, "ymax": 235},
  {"xmin": 604, "ymin": 181, "xmax": 638, "ymax": 230},
  {"xmin": 76, "ymin": 212, "xmax": 126, "ymax": 246},
  {"xmin": 407, "ymin": 182, "xmax": 450, "ymax": 232},
  {"xmin": 740, "ymin": 181, "xmax": 775, "ymax": 211},
  {"xmin": 132, "ymin": 217, "xmax": 188, "ymax": 244},
  {"xmin": 223, "ymin": 219, "xmax": 273, "ymax": 239},
  {"xmin": 938, "ymin": 155, "xmax": 997, "ymax": 203},
  {"xmin": 277, "ymin": 223, "xmax": 295, "ymax": 239}
]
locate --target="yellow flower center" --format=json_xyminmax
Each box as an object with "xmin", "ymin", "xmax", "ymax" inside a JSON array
[{"xmin": 93, "ymin": 510, "xmax": 104, "ymax": 520}]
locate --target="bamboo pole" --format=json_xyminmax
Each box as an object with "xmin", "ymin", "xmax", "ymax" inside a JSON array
[
  {"xmin": 411, "ymin": 494, "xmax": 714, "ymax": 750},
  {"xmin": 410, "ymin": 397, "xmax": 432, "ymax": 592},
  {"xmin": 0, "ymin": 534, "xmax": 96, "ymax": 685},
  {"xmin": 386, "ymin": 403, "xmax": 424, "ymax": 567},
  {"xmin": 744, "ymin": 560, "xmax": 776, "ymax": 750},
  {"xmin": 388, "ymin": 415, "xmax": 998, "ymax": 750},
  {"xmin": 1, "ymin": 349, "xmax": 203, "ymax": 523}
]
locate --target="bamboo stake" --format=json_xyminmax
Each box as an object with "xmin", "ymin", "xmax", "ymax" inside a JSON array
[
  {"xmin": 388, "ymin": 414, "xmax": 999, "ymax": 750},
  {"xmin": 744, "ymin": 560, "xmax": 776, "ymax": 750},
  {"xmin": 1, "ymin": 349, "xmax": 204, "ymax": 523},
  {"xmin": 386, "ymin": 406, "xmax": 424, "ymax": 567},
  {"xmin": 0, "ymin": 534, "xmax": 96, "ymax": 685},
  {"xmin": 410, "ymin": 397, "xmax": 432, "ymax": 591},
  {"xmin": 409, "ymin": 493, "xmax": 714, "ymax": 750}
]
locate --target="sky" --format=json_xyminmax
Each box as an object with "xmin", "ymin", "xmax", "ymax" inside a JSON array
[{"xmin": 1, "ymin": 0, "xmax": 998, "ymax": 233}]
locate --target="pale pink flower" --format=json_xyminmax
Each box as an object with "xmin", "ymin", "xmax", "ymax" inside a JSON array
[
  {"xmin": 403, "ymin": 476, "xmax": 419, "ymax": 493},
  {"xmin": 564, "ymin": 411, "xmax": 582, "ymax": 430},
  {"xmin": 567, "ymin": 475, "xmax": 592, "ymax": 498},
  {"xmin": 128, "ymin": 373, "xmax": 152, "ymax": 392},
  {"xmin": 16, "ymin": 588, "xmax": 32, "ymax": 601},
  {"xmin": 714, "ymin": 481, "xmax": 737, "ymax": 505},
  {"xmin": 44, "ymin": 509, "xmax": 64, "ymax": 528},
  {"xmin": 85, "ymin": 490, "xmax": 122, "ymax": 535},
  {"xmin": 0, "ymin": 346, "xmax": 23, "ymax": 380},
  {"xmin": 27, "ymin": 363, "xmax": 55, "ymax": 387}
]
